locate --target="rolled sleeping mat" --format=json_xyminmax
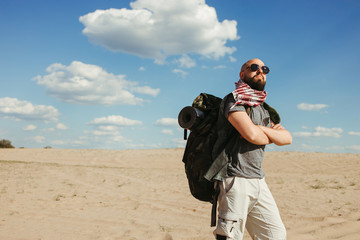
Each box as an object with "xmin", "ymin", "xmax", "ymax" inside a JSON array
[{"xmin": 178, "ymin": 106, "xmax": 205, "ymax": 130}]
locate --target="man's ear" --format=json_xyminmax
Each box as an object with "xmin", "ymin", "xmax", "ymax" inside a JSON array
[{"xmin": 239, "ymin": 71, "xmax": 244, "ymax": 80}]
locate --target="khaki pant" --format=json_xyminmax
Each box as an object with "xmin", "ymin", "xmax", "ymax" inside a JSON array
[{"xmin": 214, "ymin": 177, "xmax": 286, "ymax": 240}]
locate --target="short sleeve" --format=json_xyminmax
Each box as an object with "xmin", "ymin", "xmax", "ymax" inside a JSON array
[{"xmin": 223, "ymin": 93, "xmax": 246, "ymax": 119}]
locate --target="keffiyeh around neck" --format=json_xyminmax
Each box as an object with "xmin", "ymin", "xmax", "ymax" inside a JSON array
[{"xmin": 231, "ymin": 80, "xmax": 267, "ymax": 108}]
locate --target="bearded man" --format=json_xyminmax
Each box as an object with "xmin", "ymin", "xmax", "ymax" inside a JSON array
[{"xmin": 204, "ymin": 58, "xmax": 292, "ymax": 240}]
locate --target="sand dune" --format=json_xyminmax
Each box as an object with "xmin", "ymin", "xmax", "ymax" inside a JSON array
[{"xmin": 0, "ymin": 149, "xmax": 359, "ymax": 240}]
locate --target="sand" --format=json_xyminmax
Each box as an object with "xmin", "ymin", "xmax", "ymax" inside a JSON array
[{"xmin": 0, "ymin": 149, "xmax": 359, "ymax": 240}]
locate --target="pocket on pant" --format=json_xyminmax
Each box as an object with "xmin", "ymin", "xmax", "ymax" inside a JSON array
[
  {"xmin": 214, "ymin": 217, "xmax": 237, "ymax": 238},
  {"xmin": 223, "ymin": 177, "xmax": 236, "ymax": 194}
]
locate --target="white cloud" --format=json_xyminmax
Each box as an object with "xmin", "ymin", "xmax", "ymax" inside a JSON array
[
  {"xmin": 346, "ymin": 145, "xmax": 360, "ymax": 151},
  {"xmin": 33, "ymin": 61, "xmax": 159, "ymax": 105},
  {"xmin": 161, "ymin": 129, "xmax": 174, "ymax": 135},
  {"xmin": 177, "ymin": 55, "xmax": 196, "ymax": 68},
  {"xmin": 51, "ymin": 140, "xmax": 66, "ymax": 145},
  {"xmin": 23, "ymin": 124, "xmax": 37, "ymax": 131},
  {"xmin": 229, "ymin": 56, "xmax": 237, "ymax": 62},
  {"xmin": 43, "ymin": 128, "xmax": 55, "ymax": 132},
  {"xmin": 89, "ymin": 115, "xmax": 142, "ymax": 127},
  {"xmin": 173, "ymin": 69, "xmax": 188, "ymax": 77},
  {"xmin": 0, "ymin": 97, "xmax": 59, "ymax": 122},
  {"xmin": 33, "ymin": 136, "xmax": 45, "ymax": 143},
  {"xmin": 173, "ymin": 138, "xmax": 186, "ymax": 148},
  {"xmin": 313, "ymin": 126, "xmax": 343, "ymax": 138},
  {"xmin": 79, "ymin": 0, "xmax": 239, "ymax": 63},
  {"xmin": 214, "ymin": 65, "xmax": 227, "ymax": 69},
  {"xmin": 349, "ymin": 131, "xmax": 360, "ymax": 136},
  {"xmin": 297, "ymin": 103, "xmax": 328, "ymax": 111},
  {"xmin": 301, "ymin": 143, "xmax": 321, "ymax": 151},
  {"xmin": 132, "ymin": 86, "xmax": 160, "ymax": 97},
  {"xmin": 73, "ymin": 140, "xmax": 88, "ymax": 146},
  {"xmin": 111, "ymin": 135, "xmax": 128, "ymax": 143},
  {"xmin": 139, "ymin": 66, "xmax": 145, "ymax": 71},
  {"xmin": 325, "ymin": 145, "xmax": 345, "ymax": 151},
  {"xmin": 98, "ymin": 125, "xmax": 118, "ymax": 131},
  {"xmin": 293, "ymin": 126, "xmax": 343, "ymax": 138},
  {"xmin": 92, "ymin": 130, "xmax": 119, "ymax": 136},
  {"xmin": 293, "ymin": 132, "xmax": 313, "ymax": 137},
  {"xmin": 155, "ymin": 118, "xmax": 178, "ymax": 126},
  {"xmin": 56, "ymin": 123, "xmax": 68, "ymax": 130}
]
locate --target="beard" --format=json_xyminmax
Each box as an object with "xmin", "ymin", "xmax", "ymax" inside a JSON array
[{"xmin": 243, "ymin": 74, "xmax": 266, "ymax": 91}]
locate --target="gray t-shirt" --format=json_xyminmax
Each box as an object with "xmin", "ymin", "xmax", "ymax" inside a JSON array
[{"xmin": 207, "ymin": 93, "xmax": 271, "ymax": 180}]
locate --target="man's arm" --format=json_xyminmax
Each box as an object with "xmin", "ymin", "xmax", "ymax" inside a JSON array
[
  {"xmin": 228, "ymin": 111, "xmax": 271, "ymax": 145},
  {"xmin": 258, "ymin": 124, "xmax": 292, "ymax": 146}
]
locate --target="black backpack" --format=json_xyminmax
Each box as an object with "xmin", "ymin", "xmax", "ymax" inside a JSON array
[{"xmin": 178, "ymin": 93, "xmax": 222, "ymax": 203}]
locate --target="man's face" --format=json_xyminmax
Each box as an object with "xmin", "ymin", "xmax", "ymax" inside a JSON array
[{"xmin": 240, "ymin": 59, "xmax": 267, "ymax": 91}]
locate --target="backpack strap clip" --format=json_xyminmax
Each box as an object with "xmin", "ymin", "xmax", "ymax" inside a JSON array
[
  {"xmin": 210, "ymin": 181, "xmax": 220, "ymax": 227},
  {"xmin": 184, "ymin": 129, "xmax": 188, "ymax": 140}
]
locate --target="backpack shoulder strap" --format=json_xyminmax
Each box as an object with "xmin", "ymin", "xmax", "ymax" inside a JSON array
[
  {"xmin": 245, "ymin": 105, "xmax": 251, "ymax": 115},
  {"xmin": 263, "ymin": 102, "xmax": 281, "ymax": 124}
]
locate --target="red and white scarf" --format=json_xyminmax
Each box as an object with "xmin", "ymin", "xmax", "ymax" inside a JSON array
[{"xmin": 231, "ymin": 80, "xmax": 267, "ymax": 109}]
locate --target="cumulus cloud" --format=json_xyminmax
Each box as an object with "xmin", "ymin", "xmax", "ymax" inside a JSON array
[
  {"xmin": 92, "ymin": 130, "xmax": 119, "ymax": 136},
  {"xmin": 132, "ymin": 86, "xmax": 160, "ymax": 97},
  {"xmin": 292, "ymin": 132, "xmax": 312, "ymax": 138},
  {"xmin": 79, "ymin": 0, "xmax": 239, "ymax": 63},
  {"xmin": 33, "ymin": 61, "xmax": 160, "ymax": 105},
  {"xmin": 177, "ymin": 55, "xmax": 196, "ymax": 68},
  {"xmin": 154, "ymin": 118, "xmax": 178, "ymax": 126},
  {"xmin": 173, "ymin": 138, "xmax": 186, "ymax": 148},
  {"xmin": 347, "ymin": 145, "xmax": 360, "ymax": 151},
  {"xmin": 85, "ymin": 116, "xmax": 142, "ymax": 148},
  {"xmin": 0, "ymin": 97, "xmax": 59, "ymax": 122},
  {"xmin": 348, "ymin": 131, "xmax": 360, "ymax": 136},
  {"xmin": 56, "ymin": 123, "xmax": 68, "ymax": 130},
  {"xmin": 293, "ymin": 126, "xmax": 343, "ymax": 138},
  {"xmin": 229, "ymin": 56, "xmax": 237, "ymax": 62},
  {"xmin": 300, "ymin": 143, "xmax": 321, "ymax": 151},
  {"xmin": 98, "ymin": 125, "xmax": 118, "ymax": 131},
  {"xmin": 325, "ymin": 145, "xmax": 345, "ymax": 151},
  {"xmin": 33, "ymin": 136, "xmax": 45, "ymax": 143},
  {"xmin": 161, "ymin": 129, "xmax": 174, "ymax": 135},
  {"xmin": 23, "ymin": 124, "xmax": 37, "ymax": 131},
  {"xmin": 73, "ymin": 140, "xmax": 88, "ymax": 146},
  {"xmin": 173, "ymin": 69, "xmax": 188, "ymax": 77},
  {"xmin": 214, "ymin": 65, "xmax": 227, "ymax": 69},
  {"xmin": 51, "ymin": 140, "xmax": 66, "ymax": 145},
  {"xmin": 89, "ymin": 115, "xmax": 142, "ymax": 127},
  {"xmin": 297, "ymin": 103, "xmax": 328, "ymax": 111},
  {"xmin": 313, "ymin": 126, "xmax": 343, "ymax": 138},
  {"xmin": 43, "ymin": 128, "xmax": 55, "ymax": 132}
]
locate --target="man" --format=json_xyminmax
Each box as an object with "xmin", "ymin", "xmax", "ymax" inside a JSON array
[{"xmin": 204, "ymin": 58, "xmax": 292, "ymax": 240}]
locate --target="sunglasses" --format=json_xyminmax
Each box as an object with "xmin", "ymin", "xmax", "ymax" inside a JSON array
[{"xmin": 247, "ymin": 64, "xmax": 270, "ymax": 74}]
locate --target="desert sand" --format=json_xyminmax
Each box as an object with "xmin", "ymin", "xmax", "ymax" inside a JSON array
[{"xmin": 0, "ymin": 149, "xmax": 359, "ymax": 240}]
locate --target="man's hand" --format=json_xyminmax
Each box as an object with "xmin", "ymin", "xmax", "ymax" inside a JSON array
[
  {"xmin": 258, "ymin": 124, "xmax": 292, "ymax": 146},
  {"xmin": 271, "ymin": 123, "xmax": 285, "ymax": 130},
  {"xmin": 228, "ymin": 111, "xmax": 292, "ymax": 146},
  {"xmin": 228, "ymin": 111, "xmax": 271, "ymax": 145}
]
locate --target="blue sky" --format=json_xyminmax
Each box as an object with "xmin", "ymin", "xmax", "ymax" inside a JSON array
[{"xmin": 0, "ymin": 0, "xmax": 359, "ymax": 153}]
